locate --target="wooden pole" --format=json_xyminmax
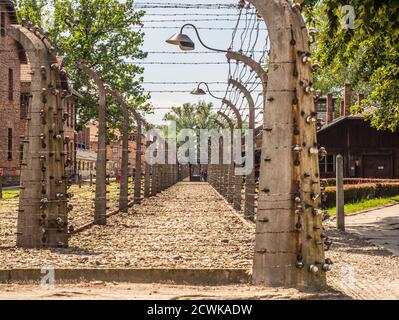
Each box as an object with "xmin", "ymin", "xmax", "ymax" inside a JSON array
[{"xmin": 336, "ymin": 154, "xmax": 345, "ymax": 231}]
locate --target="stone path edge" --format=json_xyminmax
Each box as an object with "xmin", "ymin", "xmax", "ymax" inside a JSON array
[{"xmin": 0, "ymin": 268, "xmax": 251, "ymax": 285}]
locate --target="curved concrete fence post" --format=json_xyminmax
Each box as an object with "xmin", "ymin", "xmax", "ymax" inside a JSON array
[
  {"xmin": 218, "ymin": 112, "xmax": 235, "ymax": 204},
  {"xmin": 144, "ymin": 136, "xmax": 152, "ymax": 198},
  {"xmin": 117, "ymin": 97, "xmax": 130, "ymax": 212},
  {"xmin": 105, "ymin": 88, "xmax": 146, "ymax": 206},
  {"xmin": 8, "ymin": 25, "xmax": 69, "ymax": 248},
  {"xmin": 78, "ymin": 63, "xmax": 107, "ymax": 225},
  {"xmin": 213, "ymin": 119, "xmax": 224, "ymax": 194},
  {"xmin": 222, "ymin": 99, "xmax": 244, "ymax": 212},
  {"xmin": 226, "ymin": 50, "xmax": 268, "ymax": 216},
  {"xmin": 249, "ymin": 0, "xmax": 326, "ymax": 289},
  {"xmin": 134, "ymin": 122, "xmax": 143, "ymax": 204},
  {"xmin": 150, "ymin": 163, "xmax": 158, "ymax": 197},
  {"xmin": 229, "ymin": 79, "xmax": 256, "ymax": 221},
  {"xmin": 226, "ymin": 50, "xmax": 268, "ymax": 90}
]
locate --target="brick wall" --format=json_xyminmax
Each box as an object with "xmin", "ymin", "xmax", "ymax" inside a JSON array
[
  {"xmin": 82, "ymin": 122, "xmax": 147, "ymax": 177},
  {"xmin": 0, "ymin": 13, "xmax": 78, "ymax": 185},
  {"xmin": 0, "ymin": 3, "xmax": 22, "ymax": 185}
]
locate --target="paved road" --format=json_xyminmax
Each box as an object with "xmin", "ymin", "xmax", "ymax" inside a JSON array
[{"xmin": 345, "ymin": 205, "xmax": 399, "ymax": 256}]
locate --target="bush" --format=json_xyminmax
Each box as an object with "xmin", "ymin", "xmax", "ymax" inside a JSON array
[
  {"xmin": 324, "ymin": 183, "xmax": 399, "ymax": 208},
  {"xmin": 324, "ymin": 178, "xmax": 399, "ymax": 187}
]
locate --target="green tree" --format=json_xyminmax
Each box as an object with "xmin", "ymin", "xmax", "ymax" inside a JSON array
[
  {"xmin": 16, "ymin": 0, "xmax": 150, "ymax": 130},
  {"xmin": 303, "ymin": 0, "xmax": 399, "ymax": 131},
  {"xmin": 163, "ymin": 101, "xmax": 219, "ymax": 134}
]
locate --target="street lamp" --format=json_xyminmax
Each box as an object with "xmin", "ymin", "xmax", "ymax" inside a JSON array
[
  {"xmin": 191, "ymin": 82, "xmax": 223, "ymax": 100},
  {"xmin": 166, "ymin": 24, "xmax": 228, "ymax": 53}
]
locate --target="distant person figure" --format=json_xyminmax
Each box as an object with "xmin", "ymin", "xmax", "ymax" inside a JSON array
[{"xmin": 203, "ymin": 170, "xmax": 208, "ymax": 182}]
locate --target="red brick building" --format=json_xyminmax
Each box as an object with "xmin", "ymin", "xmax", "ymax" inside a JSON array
[
  {"xmin": 76, "ymin": 122, "xmax": 147, "ymax": 179},
  {"xmin": 0, "ymin": 1, "xmax": 24, "ymax": 185},
  {"xmin": 0, "ymin": 0, "xmax": 78, "ymax": 185},
  {"xmin": 20, "ymin": 63, "xmax": 79, "ymax": 179}
]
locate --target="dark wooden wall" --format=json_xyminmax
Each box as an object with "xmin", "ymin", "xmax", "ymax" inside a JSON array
[{"xmin": 317, "ymin": 118, "xmax": 399, "ymax": 179}]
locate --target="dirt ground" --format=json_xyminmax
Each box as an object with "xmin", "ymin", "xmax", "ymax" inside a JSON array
[
  {"xmin": 325, "ymin": 222, "xmax": 399, "ymax": 300},
  {"xmin": 0, "ymin": 183, "xmax": 254, "ymax": 269},
  {"xmin": 0, "ymin": 283, "xmax": 343, "ymax": 300},
  {"xmin": 0, "ymin": 183, "xmax": 121, "ymax": 248},
  {"xmin": 0, "ymin": 182, "xmax": 398, "ymax": 300}
]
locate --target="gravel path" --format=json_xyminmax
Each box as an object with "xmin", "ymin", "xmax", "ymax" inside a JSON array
[
  {"xmin": 325, "ymin": 221, "xmax": 399, "ymax": 300},
  {"xmin": 344, "ymin": 204, "xmax": 399, "ymax": 256},
  {"xmin": 0, "ymin": 182, "xmax": 398, "ymax": 299},
  {"xmin": 0, "ymin": 182, "xmax": 255, "ymax": 269},
  {"xmin": 0, "ymin": 283, "xmax": 341, "ymax": 300}
]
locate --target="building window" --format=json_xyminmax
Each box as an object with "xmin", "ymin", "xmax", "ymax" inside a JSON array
[
  {"xmin": 20, "ymin": 93, "xmax": 29, "ymax": 119},
  {"xmin": 7, "ymin": 128, "xmax": 12, "ymax": 161},
  {"xmin": 320, "ymin": 154, "xmax": 335, "ymax": 174},
  {"xmin": 0, "ymin": 12, "xmax": 5, "ymax": 37},
  {"xmin": 8, "ymin": 69, "xmax": 13, "ymax": 100},
  {"xmin": 317, "ymin": 100, "xmax": 327, "ymax": 113}
]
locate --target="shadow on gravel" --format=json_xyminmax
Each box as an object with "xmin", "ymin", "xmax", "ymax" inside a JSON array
[
  {"xmin": 48, "ymin": 247, "xmax": 102, "ymax": 256},
  {"xmin": 326, "ymin": 228, "xmax": 393, "ymax": 257}
]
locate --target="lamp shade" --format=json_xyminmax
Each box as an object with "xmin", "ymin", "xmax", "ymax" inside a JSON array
[
  {"xmin": 166, "ymin": 33, "xmax": 195, "ymax": 51},
  {"xmin": 191, "ymin": 87, "xmax": 207, "ymax": 96}
]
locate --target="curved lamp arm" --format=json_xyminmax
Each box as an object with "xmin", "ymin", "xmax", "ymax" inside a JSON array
[
  {"xmin": 181, "ymin": 24, "xmax": 228, "ymax": 53},
  {"xmin": 198, "ymin": 82, "xmax": 224, "ymax": 100}
]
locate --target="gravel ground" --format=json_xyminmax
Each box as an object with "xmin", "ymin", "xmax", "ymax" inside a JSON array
[
  {"xmin": 0, "ymin": 182, "xmax": 398, "ymax": 299},
  {"xmin": 0, "ymin": 183, "xmax": 121, "ymax": 248},
  {"xmin": 325, "ymin": 221, "xmax": 399, "ymax": 300},
  {"xmin": 0, "ymin": 182, "xmax": 255, "ymax": 269},
  {"xmin": 0, "ymin": 283, "xmax": 342, "ymax": 300}
]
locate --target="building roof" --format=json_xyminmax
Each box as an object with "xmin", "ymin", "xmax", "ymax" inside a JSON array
[
  {"xmin": 76, "ymin": 149, "xmax": 97, "ymax": 162},
  {"xmin": 318, "ymin": 114, "xmax": 365, "ymax": 134},
  {"xmin": 21, "ymin": 61, "xmax": 82, "ymax": 99}
]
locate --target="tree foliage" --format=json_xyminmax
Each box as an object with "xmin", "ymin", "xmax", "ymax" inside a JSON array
[
  {"xmin": 303, "ymin": 0, "xmax": 399, "ymax": 131},
  {"xmin": 163, "ymin": 101, "xmax": 218, "ymax": 134},
  {"xmin": 16, "ymin": 0, "xmax": 150, "ymax": 132}
]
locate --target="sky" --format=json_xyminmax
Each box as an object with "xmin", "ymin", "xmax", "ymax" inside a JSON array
[{"xmin": 135, "ymin": 0, "xmax": 267, "ymax": 125}]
